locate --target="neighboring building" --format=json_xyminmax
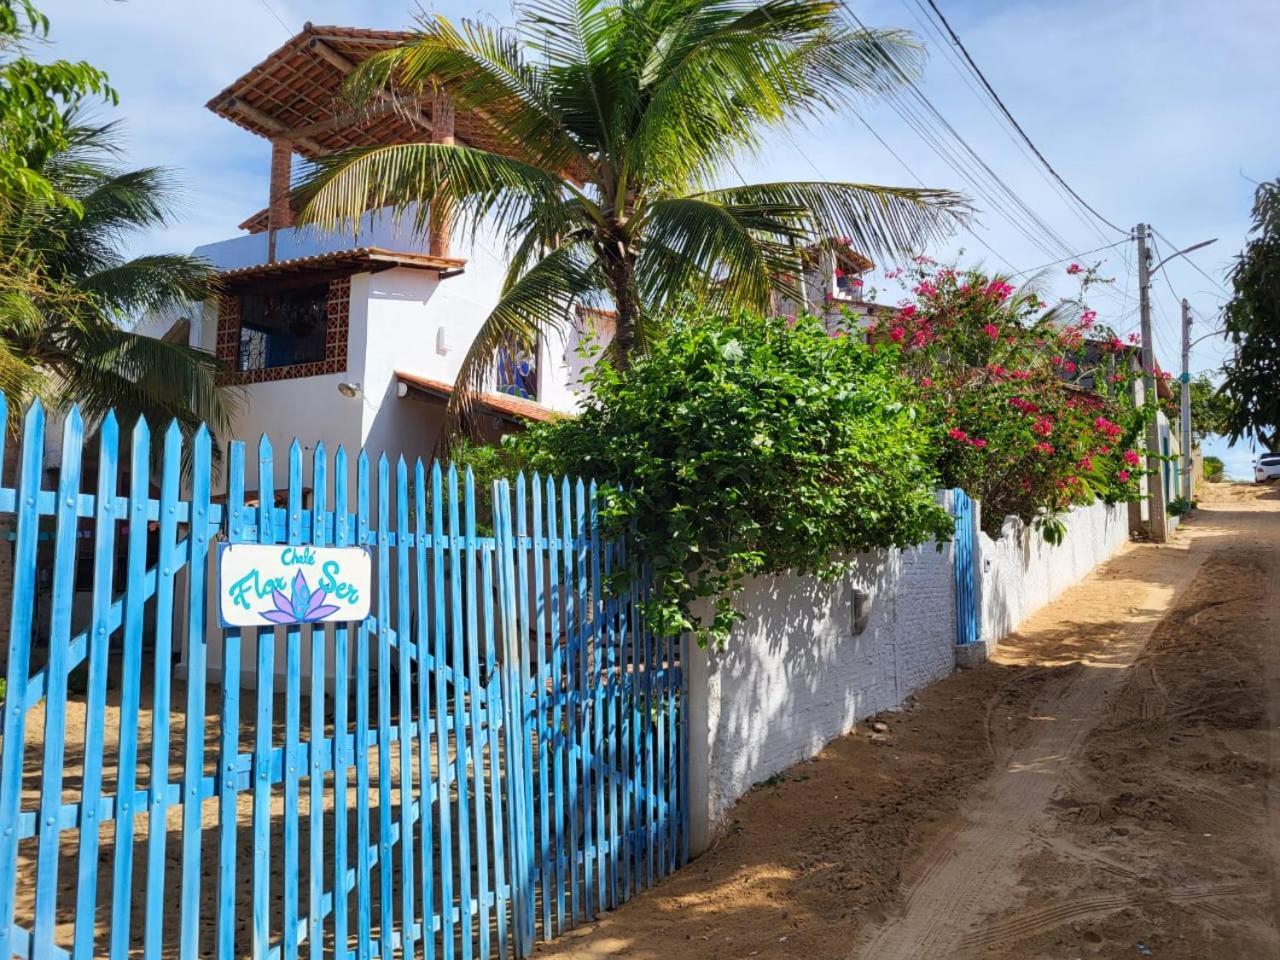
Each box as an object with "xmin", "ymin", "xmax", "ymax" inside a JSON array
[
  {"xmin": 775, "ymin": 241, "xmax": 900, "ymax": 332},
  {"xmin": 143, "ymin": 24, "xmax": 602, "ymax": 494}
]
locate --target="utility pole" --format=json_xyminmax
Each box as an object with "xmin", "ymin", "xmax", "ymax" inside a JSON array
[
  {"xmin": 1180, "ymin": 298, "xmax": 1193, "ymax": 500},
  {"xmin": 1136, "ymin": 223, "xmax": 1168, "ymax": 542}
]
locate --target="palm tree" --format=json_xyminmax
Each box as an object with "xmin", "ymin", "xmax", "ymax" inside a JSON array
[
  {"xmin": 0, "ymin": 120, "xmax": 233, "ymax": 440},
  {"xmin": 298, "ymin": 0, "xmax": 968, "ymax": 428}
]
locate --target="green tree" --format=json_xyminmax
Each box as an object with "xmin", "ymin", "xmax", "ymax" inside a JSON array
[
  {"xmin": 0, "ymin": 121, "xmax": 232, "ymax": 437},
  {"xmin": 1221, "ymin": 178, "xmax": 1280, "ymax": 449},
  {"xmin": 298, "ymin": 0, "xmax": 967, "ymax": 429},
  {"xmin": 0, "ymin": 0, "xmax": 115, "ymax": 212},
  {"xmin": 1187, "ymin": 373, "xmax": 1231, "ymax": 445},
  {"xmin": 509, "ymin": 307, "xmax": 952, "ymax": 647}
]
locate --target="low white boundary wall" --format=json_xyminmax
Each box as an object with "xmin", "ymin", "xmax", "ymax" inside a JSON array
[
  {"xmin": 977, "ymin": 498, "xmax": 1130, "ymax": 646},
  {"xmin": 684, "ymin": 497, "xmax": 1130, "ymax": 852}
]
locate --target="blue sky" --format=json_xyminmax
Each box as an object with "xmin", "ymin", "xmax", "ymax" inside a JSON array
[{"xmin": 42, "ymin": 0, "xmax": 1280, "ymax": 477}]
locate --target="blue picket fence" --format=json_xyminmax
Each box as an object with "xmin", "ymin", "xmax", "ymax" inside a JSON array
[
  {"xmin": 951, "ymin": 489, "xmax": 979, "ymax": 646},
  {"xmin": 0, "ymin": 396, "xmax": 686, "ymax": 960}
]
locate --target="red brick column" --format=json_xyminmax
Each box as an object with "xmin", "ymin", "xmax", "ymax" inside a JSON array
[{"xmin": 268, "ymin": 138, "xmax": 293, "ymax": 262}]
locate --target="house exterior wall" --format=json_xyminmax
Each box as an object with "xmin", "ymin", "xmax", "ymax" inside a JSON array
[{"xmin": 684, "ymin": 496, "xmax": 1130, "ymax": 852}]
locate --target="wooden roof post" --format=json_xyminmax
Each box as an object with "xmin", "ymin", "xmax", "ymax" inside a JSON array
[
  {"xmin": 267, "ymin": 137, "xmax": 294, "ymax": 262},
  {"xmin": 428, "ymin": 89, "xmax": 455, "ymax": 258}
]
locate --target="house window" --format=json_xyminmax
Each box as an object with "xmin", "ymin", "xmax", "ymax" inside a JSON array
[
  {"xmin": 237, "ymin": 284, "xmax": 330, "ymax": 372},
  {"xmin": 496, "ymin": 336, "xmax": 538, "ymax": 399},
  {"xmin": 834, "ymin": 268, "xmax": 864, "ymax": 298}
]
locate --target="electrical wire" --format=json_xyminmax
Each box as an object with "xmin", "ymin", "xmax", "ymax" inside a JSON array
[
  {"xmin": 258, "ymin": 0, "xmax": 292, "ymax": 36},
  {"xmin": 920, "ymin": 0, "xmax": 1128, "ymax": 238},
  {"xmin": 900, "ymin": 0, "xmax": 1114, "ymax": 247}
]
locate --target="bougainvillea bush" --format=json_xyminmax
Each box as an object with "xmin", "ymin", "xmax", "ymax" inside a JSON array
[
  {"xmin": 511, "ymin": 308, "xmax": 953, "ymax": 647},
  {"xmin": 869, "ymin": 261, "xmax": 1148, "ymax": 540}
]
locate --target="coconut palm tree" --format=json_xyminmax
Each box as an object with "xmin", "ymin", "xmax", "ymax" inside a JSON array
[
  {"xmin": 298, "ymin": 0, "xmax": 968, "ymax": 428},
  {"xmin": 0, "ymin": 120, "xmax": 233, "ymax": 439}
]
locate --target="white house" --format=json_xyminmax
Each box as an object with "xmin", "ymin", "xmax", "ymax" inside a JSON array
[{"xmin": 144, "ymin": 23, "xmax": 609, "ymax": 496}]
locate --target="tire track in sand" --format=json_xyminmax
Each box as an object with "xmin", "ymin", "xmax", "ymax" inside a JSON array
[{"xmin": 854, "ymin": 544, "xmax": 1205, "ymax": 960}]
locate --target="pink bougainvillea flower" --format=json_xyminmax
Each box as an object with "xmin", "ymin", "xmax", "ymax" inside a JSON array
[
  {"xmin": 1066, "ymin": 263, "xmax": 1083, "ymax": 275},
  {"xmin": 948, "ymin": 427, "xmax": 969, "ymax": 442},
  {"xmin": 982, "ymin": 323, "xmax": 1000, "ymax": 339},
  {"xmin": 1123, "ymin": 449, "xmax": 1141, "ymax": 466},
  {"xmin": 898, "ymin": 303, "xmax": 917, "ymax": 319},
  {"xmin": 1035, "ymin": 442, "xmax": 1055, "ymax": 455},
  {"xmin": 1033, "ymin": 417, "xmax": 1054, "ymax": 437},
  {"xmin": 1080, "ymin": 309, "xmax": 1098, "ymax": 327},
  {"xmin": 920, "ymin": 376, "xmax": 933, "ymax": 388},
  {"xmin": 889, "ymin": 326, "xmax": 906, "ymax": 342},
  {"xmin": 1118, "ymin": 470, "xmax": 1131, "ymax": 482},
  {"xmin": 970, "ymin": 438, "xmax": 989, "ymax": 449},
  {"xmin": 1077, "ymin": 456, "xmax": 1094, "ymax": 471},
  {"xmin": 1062, "ymin": 360, "xmax": 1077, "ymax": 374}
]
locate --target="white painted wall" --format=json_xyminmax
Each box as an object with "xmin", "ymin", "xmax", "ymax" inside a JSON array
[
  {"xmin": 685, "ymin": 495, "xmax": 1131, "ymax": 851},
  {"xmin": 684, "ymin": 493, "xmax": 959, "ymax": 851},
  {"xmin": 976, "ymin": 499, "xmax": 1130, "ymax": 648}
]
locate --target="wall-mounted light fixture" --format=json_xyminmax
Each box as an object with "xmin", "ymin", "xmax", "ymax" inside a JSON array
[{"xmin": 337, "ymin": 381, "xmax": 363, "ymax": 399}]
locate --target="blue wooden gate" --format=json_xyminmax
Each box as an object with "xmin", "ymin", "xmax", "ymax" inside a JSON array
[
  {"xmin": 951, "ymin": 489, "xmax": 979, "ymax": 646},
  {"xmin": 0, "ymin": 396, "xmax": 686, "ymax": 960}
]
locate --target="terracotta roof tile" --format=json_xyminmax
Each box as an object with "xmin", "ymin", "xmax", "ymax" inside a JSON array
[{"xmin": 396, "ymin": 371, "xmax": 560, "ymax": 423}]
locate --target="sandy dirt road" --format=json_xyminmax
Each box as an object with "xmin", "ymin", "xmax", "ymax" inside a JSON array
[{"xmin": 532, "ymin": 484, "xmax": 1280, "ymax": 960}]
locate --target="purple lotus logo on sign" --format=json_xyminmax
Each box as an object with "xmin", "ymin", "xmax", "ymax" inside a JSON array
[
  {"xmin": 260, "ymin": 569, "xmax": 343, "ymax": 624},
  {"xmin": 218, "ymin": 544, "xmax": 372, "ymax": 628}
]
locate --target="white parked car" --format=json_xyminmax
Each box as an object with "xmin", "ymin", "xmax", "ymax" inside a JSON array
[{"xmin": 1255, "ymin": 454, "xmax": 1280, "ymax": 483}]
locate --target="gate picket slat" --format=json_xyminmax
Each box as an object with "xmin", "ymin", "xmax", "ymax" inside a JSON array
[
  {"xmin": 413, "ymin": 460, "xmax": 436, "ymax": 960},
  {"xmin": 142, "ymin": 421, "xmax": 183, "ymax": 960},
  {"xmin": 354, "ymin": 452, "xmax": 373, "ymax": 960},
  {"xmin": 601, "ymin": 535, "xmax": 617, "ymax": 911},
  {"xmin": 375, "ymin": 454, "xmax": 395, "ymax": 958},
  {"xmin": 108, "ymin": 415, "xmax": 150, "ymax": 960},
  {"xmin": 446, "ymin": 464, "xmax": 473, "ymax": 960},
  {"xmin": 0, "ymin": 393, "xmax": 28, "ymax": 960},
  {"xmin": 332, "ymin": 446, "xmax": 352, "ymax": 960},
  {"xmin": 558, "ymin": 476, "xmax": 579, "ymax": 926},
  {"xmin": 283, "ymin": 440, "xmax": 304, "ymax": 960},
  {"xmin": 529, "ymin": 476, "xmax": 552, "ymax": 941},
  {"xmin": 463, "ymin": 468, "xmax": 492, "ymax": 960},
  {"xmin": 179, "ymin": 425, "xmax": 213, "ymax": 960},
  {"xmin": 430, "ymin": 462, "xmax": 455, "ymax": 960},
  {"xmin": 71, "ymin": 412, "xmax": 118, "ymax": 960},
  {"xmin": 308, "ymin": 443, "xmax": 329, "ymax": 960},
  {"xmin": 619, "ymin": 536, "xmax": 633, "ymax": 905},
  {"xmin": 572, "ymin": 479, "xmax": 593, "ymax": 921},
  {"xmin": 252, "ymin": 436, "xmax": 278, "ymax": 960},
  {"xmin": 588, "ymin": 483, "xmax": 606, "ymax": 912},
  {"xmin": 33, "ymin": 407, "xmax": 84, "ymax": 957},
  {"xmin": 218, "ymin": 441, "xmax": 248, "ymax": 960},
  {"xmin": 544, "ymin": 476, "xmax": 565, "ymax": 936},
  {"xmin": 394, "ymin": 458, "xmax": 417, "ymax": 957},
  {"xmin": 481, "ymin": 534, "xmax": 509, "ymax": 960},
  {"xmin": 511, "ymin": 474, "xmax": 536, "ymax": 952}
]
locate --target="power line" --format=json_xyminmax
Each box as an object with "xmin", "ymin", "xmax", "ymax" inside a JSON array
[
  {"xmin": 1008, "ymin": 238, "xmax": 1130, "ymax": 278},
  {"xmin": 920, "ymin": 0, "xmax": 1128, "ymax": 237},
  {"xmin": 258, "ymin": 0, "xmax": 292, "ymax": 36},
  {"xmin": 1150, "ymin": 226, "xmax": 1231, "ymax": 297},
  {"xmin": 900, "ymin": 0, "xmax": 1113, "ymax": 247}
]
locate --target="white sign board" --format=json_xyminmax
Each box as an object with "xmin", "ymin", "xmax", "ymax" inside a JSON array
[{"xmin": 218, "ymin": 543, "xmax": 372, "ymax": 628}]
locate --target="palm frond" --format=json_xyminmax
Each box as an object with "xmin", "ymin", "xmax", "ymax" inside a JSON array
[
  {"xmin": 343, "ymin": 17, "xmax": 589, "ymax": 176},
  {"xmin": 295, "ymin": 141, "xmax": 577, "ymax": 242},
  {"xmin": 637, "ymin": 196, "xmax": 803, "ymax": 309},
  {"xmin": 695, "ymin": 180, "xmax": 969, "ymax": 261}
]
